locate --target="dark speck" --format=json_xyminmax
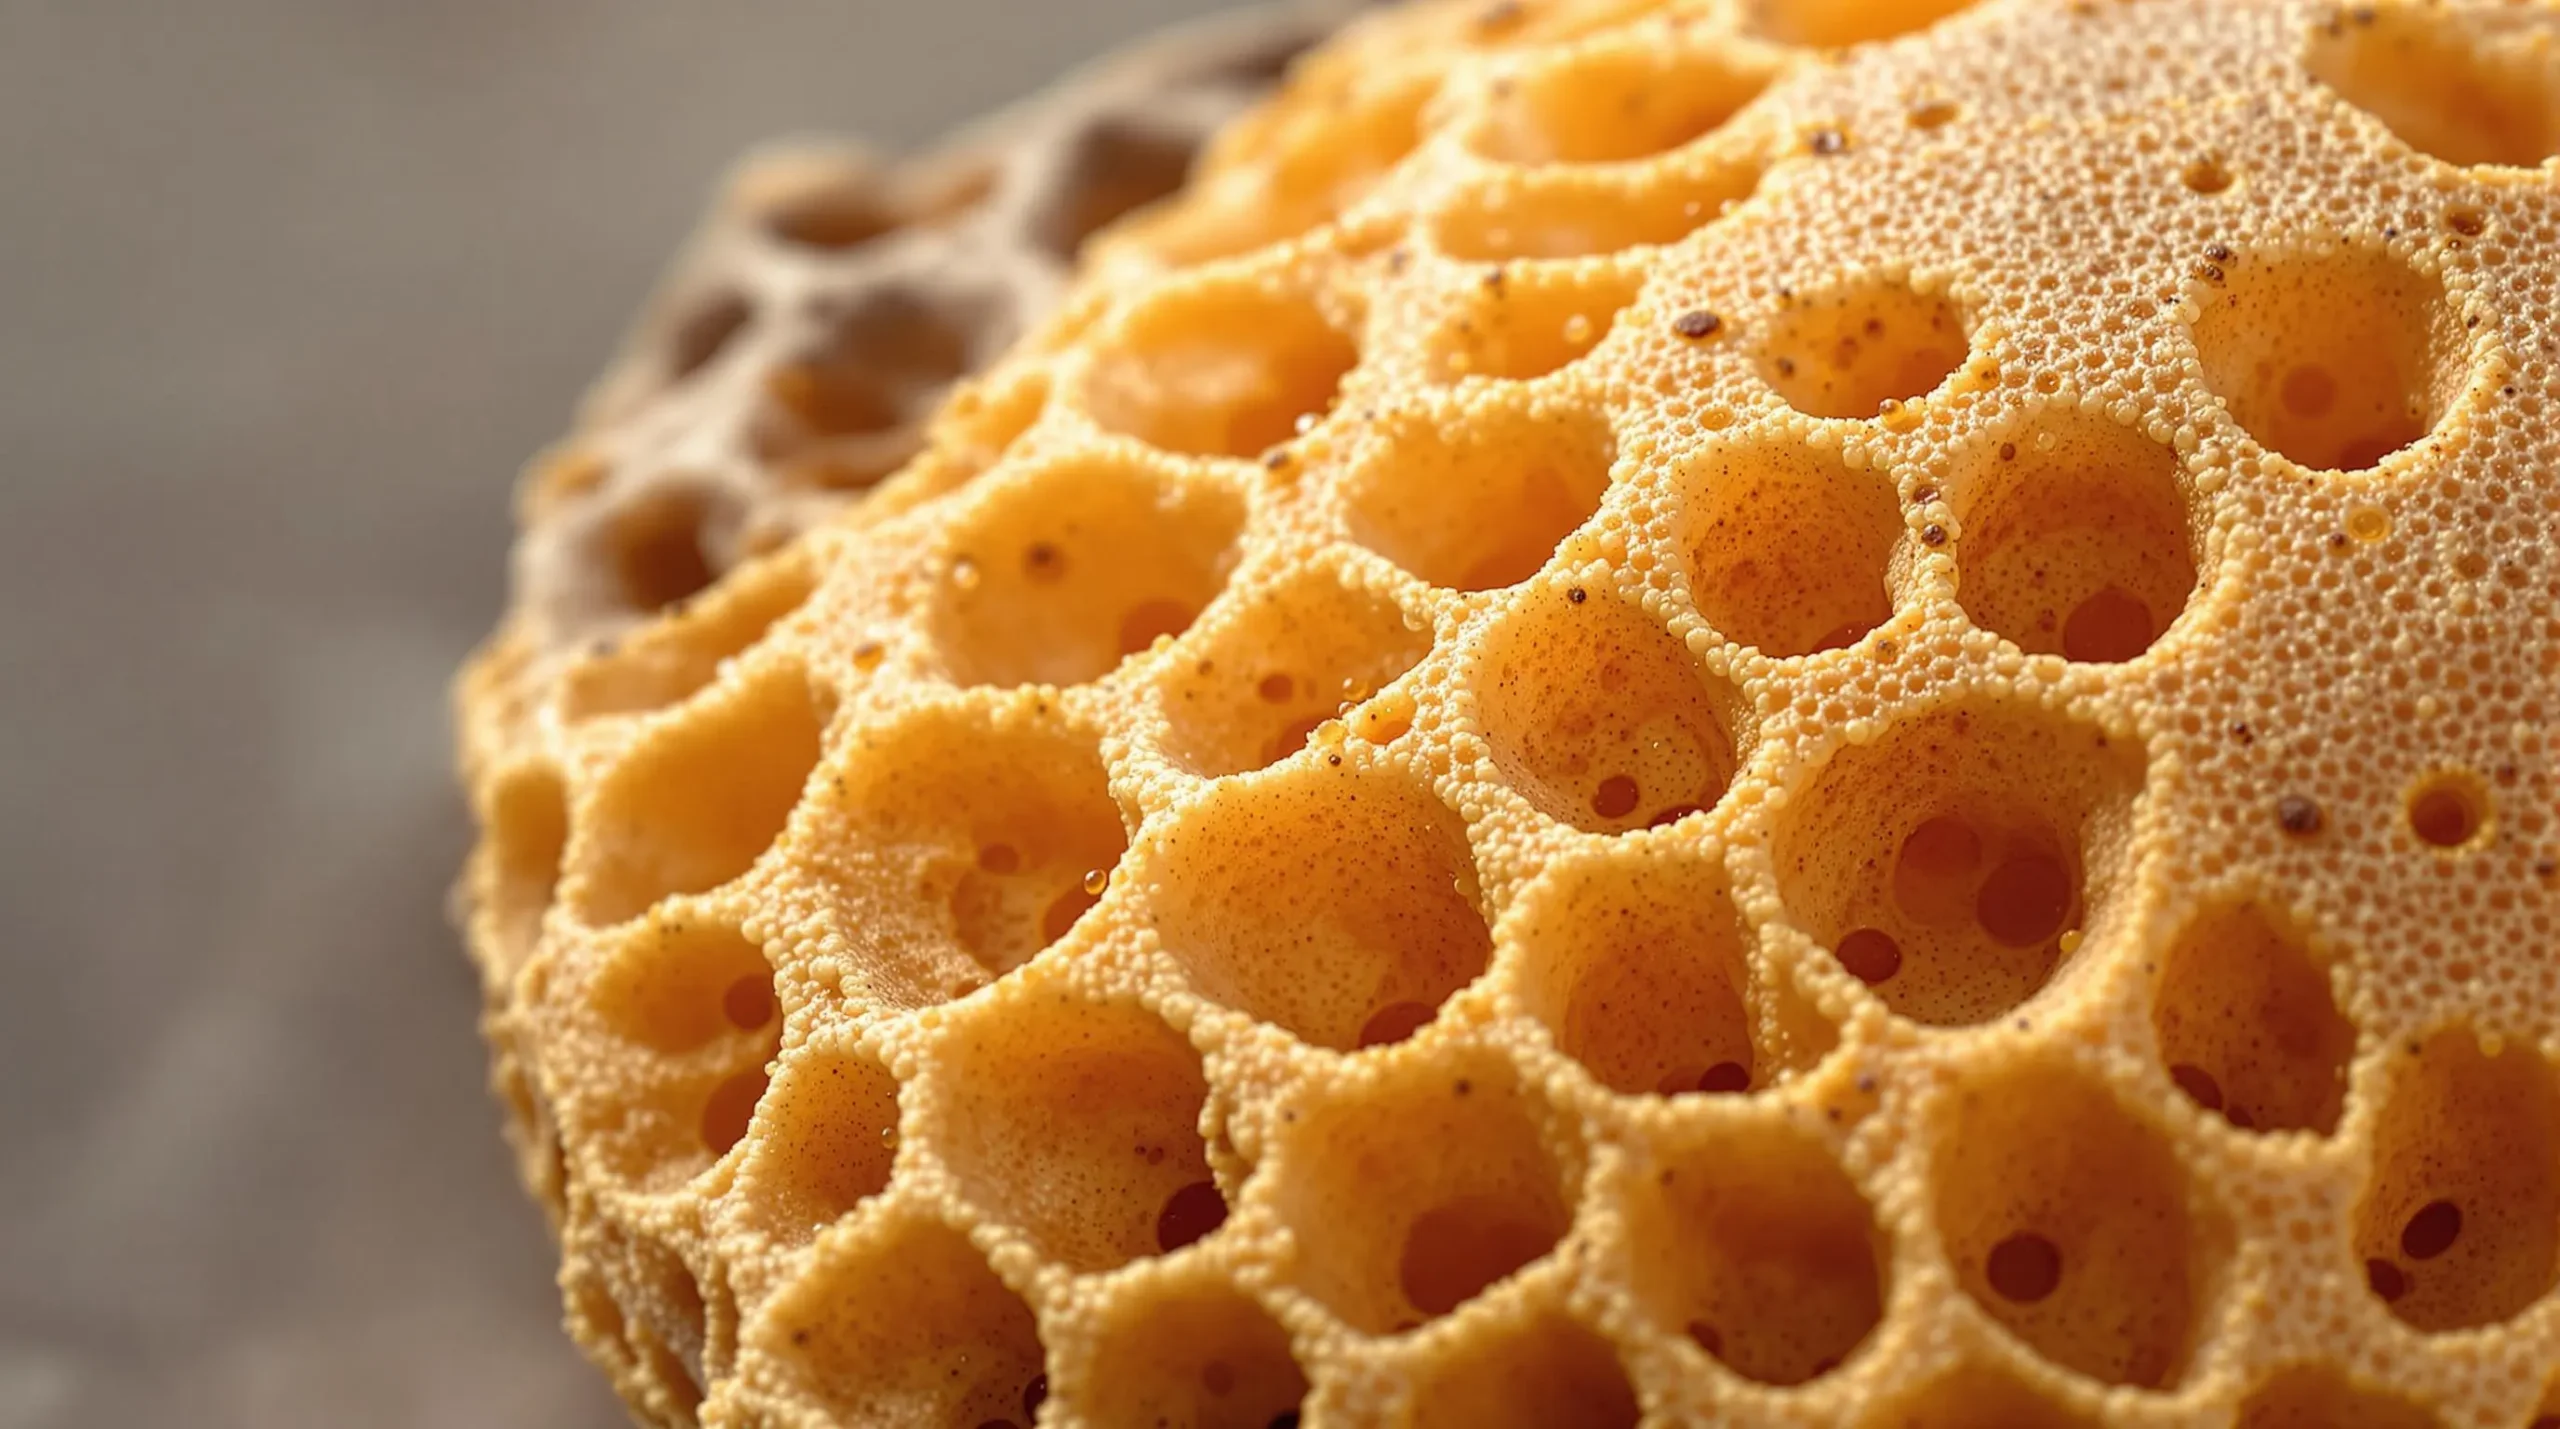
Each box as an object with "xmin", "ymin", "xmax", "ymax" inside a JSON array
[
  {"xmin": 1809, "ymin": 128, "xmax": 1847, "ymax": 155},
  {"xmin": 1567, "ymin": 586, "xmax": 1588, "ymax": 603},
  {"xmin": 2277, "ymin": 794, "xmax": 2323, "ymax": 836},
  {"xmin": 1672, "ymin": 309, "xmax": 1723, "ymax": 340}
]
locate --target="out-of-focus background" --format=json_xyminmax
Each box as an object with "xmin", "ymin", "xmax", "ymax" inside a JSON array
[{"xmin": 0, "ymin": 4, "xmax": 1236, "ymax": 1424}]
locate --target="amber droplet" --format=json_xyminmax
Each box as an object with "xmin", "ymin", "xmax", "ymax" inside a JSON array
[
  {"xmin": 1985, "ymin": 1232, "xmax": 2062, "ymax": 1303},
  {"xmin": 1156, "ymin": 1180, "xmax": 1229, "ymax": 1252},
  {"xmin": 1082, "ymin": 867, "xmax": 1112, "ymax": 896}
]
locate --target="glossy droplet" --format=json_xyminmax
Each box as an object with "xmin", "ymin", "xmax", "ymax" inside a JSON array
[
  {"xmin": 950, "ymin": 555, "xmax": 982, "ymax": 590},
  {"xmin": 1082, "ymin": 867, "xmax": 1112, "ymax": 896},
  {"xmin": 1156, "ymin": 1180, "xmax": 1228, "ymax": 1252}
]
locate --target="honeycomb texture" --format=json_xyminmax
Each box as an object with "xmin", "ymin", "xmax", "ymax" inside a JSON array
[
  {"xmin": 511, "ymin": 0, "xmax": 1371, "ymax": 655},
  {"xmin": 455, "ymin": 1, "xmax": 2560, "ymax": 1425}
]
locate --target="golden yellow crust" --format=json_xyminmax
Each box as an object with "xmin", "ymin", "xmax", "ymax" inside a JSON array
[{"xmin": 457, "ymin": 1, "xmax": 2560, "ymax": 1425}]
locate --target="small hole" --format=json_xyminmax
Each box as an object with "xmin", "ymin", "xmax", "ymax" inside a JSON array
[
  {"xmin": 2408, "ymin": 772, "xmax": 2488, "ymax": 849},
  {"xmin": 930, "ymin": 997, "xmax": 1216, "ymax": 1273},
  {"xmin": 1267, "ymin": 1056, "xmax": 1568, "ymax": 1332},
  {"xmin": 700, "ymin": 1067, "xmax": 769, "ymax": 1156},
  {"xmin": 2354, "ymin": 1028, "xmax": 2560, "ymax": 1330},
  {"xmin": 722, "ymin": 975, "xmax": 776, "ymax": 1030},
  {"xmin": 610, "ymin": 490, "xmax": 719, "ymax": 614},
  {"xmin": 2154, "ymin": 900, "xmax": 2352, "ymax": 1134},
  {"xmin": 1672, "ymin": 436, "xmax": 1902, "ymax": 657},
  {"xmin": 933, "ymin": 459, "xmax": 1244, "ymax": 688},
  {"xmin": 765, "ymin": 293, "xmax": 974, "ymax": 442},
  {"xmin": 761, "ymin": 1211, "xmax": 1044, "ymax": 1427},
  {"xmin": 1933, "ymin": 1058, "xmax": 2217, "ymax": 1387},
  {"xmin": 2060, "ymin": 587, "xmax": 2156, "ymax": 663},
  {"xmin": 669, "ymin": 290, "xmax": 753, "ymax": 381},
  {"xmin": 1985, "ymin": 1233, "xmax": 2062, "ymax": 1303},
  {"xmin": 1405, "ymin": 1314, "xmax": 1640, "ymax": 1429},
  {"xmin": 1624, "ymin": 1121, "xmax": 1887, "ymax": 1386},
  {"xmin": 1157, "ymin": 1180, "xmax": 1230, "ymax": 1253},
  {"xmin": 1473, "ymin": 583, "xmax": 1741, "ymax": 833},
  {"xmin": 1512, "ymin": 852, "xmax": 1764, "ymax": 1097},
  {"xmin": 1773, "ymin": 698, "xmax": 2142, "ymax": 1027},
  {"xmin": 1756, "ymin": 275, "xmax": 1970, "ymax": 419},
  {"xmin": 1835, "ymin": 928, "xmax": 1902, "ymax": 986},
  {"xmin": 1150, "ymin": 765, "xmax": 1491, "ymax": 1052},
  {"xmin": 2189, "ymin": 243, "xmax": 2466, "ymax": 471}
]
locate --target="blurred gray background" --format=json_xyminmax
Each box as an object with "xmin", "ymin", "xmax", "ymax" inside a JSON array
[{"xmin": 0, "ymin": 3, "xmax": 1233, "ymax": 1425}]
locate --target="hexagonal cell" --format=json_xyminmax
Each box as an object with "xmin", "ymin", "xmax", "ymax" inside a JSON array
[
  {"xmin": 1345, "ymin": 402, "xmax": 1615, "ymax": 592},
  {"xmin": 1070, "ymin": 1274, "xmax": 1307, "ymax": 1429},
  {"xmin": 1406, "ymin": 1312, "xmax": 1639, "ymax": 1429},
  {"xmin": 1929, "ymin": 1056, "xmax": 2222, "ymax": 1388},
  {"xmin": 2304, "ymin": 3, "xmax": 2560, "ymax": 167},
  {"xmin": 588, "ymin": 918, "xmax": 778, "ymax": 1057},
  {"xmin": 1467, "ymin": 36, "xmax": 1771, "ymax": 165},
  {"xmin": 561, "ymin": 550, "xmax": 815, "ymax": 720},
  {"xmin": 1154, "ymin": 562, "xmax": 1432, "ymax": 778},
  {"xmin": 1745, "ymin": 0, "xmax": 1980, "ymax": 49},
  {"xmin": 1509, "ymin": 851, "xmax": 1761, "ymax": 1097},
  {"xmin": 1147, "ymin": 761, "xmax": 1492, "ymax": 1052},
  {"xmin": 1945, "ymin": 414, "xmax": 2198, "ymax": 664},
  {"xmin": 2353, "ymin": 1028, "xmax": 2560, "ymax": 1331},
  {"xmin": 1474, "ymin": 583, "xmax": 1741, "ymax": 834},
  {"xmin": 1263, "ymin": 1052, "xmax": 1573, "ymax": 1333},
  {"xmin": 480, "ymin": 763, "xmax": 568, "ymax": 976},
  {"xmin": 928, "ymin": 994, "xmax": 1218, "ymax": 1274},
  {"xmin": 932, "ymin": 457, "xmax": 1245, "ymax": 689},
  {"xmin": 1081, "ymin": 274, "xmax": 1359, "ymax": 459},
  {"xmin": 570, "ymin": 666, "xmax": 825, "ymax": 926},
  {"xmin": 1671, "ymin": 436, "xmax": 1905, "ymax": 657},
  {"xmin": 755, "ymin": 1207, "xmax": 1045, "ymax": 1428},
  {"xmin": 1431, "ymin": 164, "xmax": 1762, "ymax": 261},
  {"xmin": 1772, "ymin": 697, "xmax": 2146, "ymax": 1025},
  {"xmin": 1622, "ymin": 1120, "xmax": 1888, "ymax": 1385},
  {"xmin": 1854, "ymin": 1363, "xmax": 2097, "ymax": 1429},
  {"xmin": 824, "ymin": 703, "xmax": 1129, "ymax": 982},
  {"xmin": 2152, "ymin": 900, "xmax": 2355, "ymax": 1134},
  {"xmin": 731, "ymin": 1047, "xmax": 900, "ymax": 1248},
  {"xmin": 2189, "ymin": 243, "xmax": 2466, "ymax": 472},
  {"xmin": 1033, "ymin": 115, "xmax": 1205, "ymax": 260},
  {"xmin": 1756, "ymin": 275, "xmax": 1971, "ymax": 420},
  {"xmin": 608, "ymin": 487, "xmax": 721, "ymax": 615},
  {"xmin": 1426, "ymin": 265, "xmax": 1642, "ymax": 385},
  {"xmin": 2236, "ymin": 1366, "xmax": 2446, "ymax": 1429},
  {"xmin": 759, "ymin": 289, "xmax": 976, "ymax": 452}
]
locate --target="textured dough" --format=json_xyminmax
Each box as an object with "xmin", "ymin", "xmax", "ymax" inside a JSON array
[{"xmin": 456, "ymin": 1, "xmax": 2560, "ymax": 1426}]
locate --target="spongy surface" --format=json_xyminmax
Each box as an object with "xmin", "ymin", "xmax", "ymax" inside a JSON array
[{"xmin": 456, "ymin": 1, "xmax": 2560, "ymax": 1426}]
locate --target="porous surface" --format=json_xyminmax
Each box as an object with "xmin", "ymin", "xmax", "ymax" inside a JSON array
[
  {"xmin": 456, "ymin": 1, "xmax": 2560, "ymax": 1425},
  {"xmin": 512, "ymin": 0, "xmax": 1370, "ymax": 654}
]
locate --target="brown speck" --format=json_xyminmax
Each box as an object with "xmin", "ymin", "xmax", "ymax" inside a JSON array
[
  {"xmin": 2230, "ymin": 721, "xmax": 2254, "ymax": 744},
  {"xmin": 1921, "ymin": 524, "xmax": 1948, "ymax": 547},
  {"xmin": 2194, "ymin": 260, "xmax": 2225, "ymax": 284},
  {"xmin": 1998, "ymin": 441, "xmax": 2017, "ymax": 461},
  {"xmin": 1672, "ymin": 309, "xmax": 1723, "ymax": 340},
  {"xmin": 1567, "ymin": 586, "xmax": 1588, "ymax": 603},
  {"xmin": 1263, "ymin": 448, "xmax": 1293, "ymax": 471},
  {"xmin": 2277, "ymin": 794, "xmax": 2324, "ymax": 836},
  {"xmin": 1454, "ymin": 1079, "xmax": 1472, "ymax": 1096},
  {"xmin": 1809, "ymin": 128, "xmax": 1848, "ymax": 156},
  {"xmin": 1912, "ymin": 484, "xmax": 1939, "ymax": 504},
  {"xmin": 1483, "ymin": 265, "xmax": 1508, "ymax": 293},
  {"xmin": 2203, "ymin": 242, "xmax": 2234, "ymax": 263}
]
